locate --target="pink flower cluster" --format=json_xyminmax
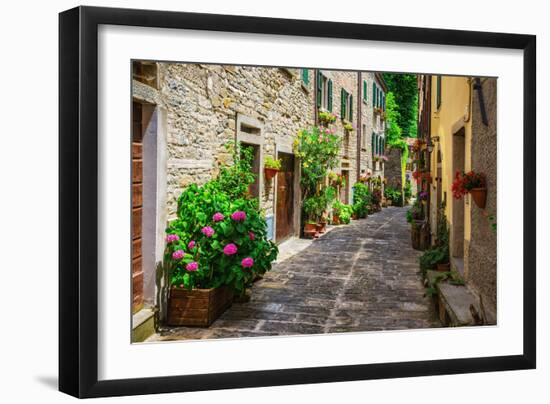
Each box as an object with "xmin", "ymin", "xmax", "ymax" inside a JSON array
[
  {"xmin": 223, "ymin": 243, "xmax": 238, "ymax": 256},
  {"xmin": 248, "ymin": 231, "xmax": 255, "ymax": 241},
  {"xmin": 188, "ymin": 240, "xmax": 196, "ymax": 249},
  {"xmin": 231, "ymin": 211, "xmax": 247, "ymax": 221},
  {"xmin": 186, "ymin": 261, "xmax": 198, "ymax": 272},
  {"xmin": 166, "ymin": 234, "xmax": 179, "ymax": 243},
  {"xmin": 201, "ymin": 226, "xmax": 215, "ymax": 237},
  {"xmin": 172, "ymin": 250, "xmax": 185, "ymax": 260},
  {"xmin": 241, "ymin": 257, "xmax": 254, "ymax": 268},
  {"xmin": 212, "ymin": 212, "xmax": 225, "ymax": 222}
]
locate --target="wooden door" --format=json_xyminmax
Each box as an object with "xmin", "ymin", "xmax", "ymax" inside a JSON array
[
  {"xmin": 132, "ymin": 102, "xmax": 144, "ymax": 313},
  {"xmin": 275, "ymin": 153, "xmax": 295, "ymax": 242}
]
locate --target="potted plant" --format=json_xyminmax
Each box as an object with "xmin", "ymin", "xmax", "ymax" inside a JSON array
[
  {"xmin": 303, "ymin": 195, "xmax": 325, "ymax": 238},
  {"xmin": 264, "ymin": 155, "xmax": 282, "ymax": 181},
  {"xmin": 333, "ymin": 200, "xmax": 353, "ymax": 224},
  {"xmin": 164, "ymin": 145, "xmax": 278, "ymax": 326},
  {"xmin": 452, "ymin": 170, "xmax": 487, "ymax": 208},
  {"xmin": 342, "ymin": 120, "xmax": 354, "ymax": 132},
  {"xmin": 318, "ymin": 110, "xmax": 337, "ymax": 125}
]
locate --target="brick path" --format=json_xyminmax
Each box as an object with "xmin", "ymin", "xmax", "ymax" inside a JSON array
[{"xmin": 147, "ymin": 206, "xmax": 440, "ymax": 341}]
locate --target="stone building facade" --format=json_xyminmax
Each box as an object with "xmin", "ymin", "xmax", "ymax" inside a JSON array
[
  {"xmin": 418, "ymin": 74, "xmax": 497, "ymax": 321},
  {"xmin": 130, "ymin": 61, "xmax": 387, "ymax": 338}
]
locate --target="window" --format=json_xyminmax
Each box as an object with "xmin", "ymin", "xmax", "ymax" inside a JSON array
[
  {"xmin": 341, "ymin": 88, "xmax": 353, "ymax": 121},
  {"xmin": 132, "ymin": 61, "xmax": 158, "ymax": 89},
  {"xmin": 316, "ymin": 71, "xmax": 333, "ymax": 111},
  {"xmin": 301, "ymin": 69, "xmax": 309, "ymax": 86},
  {"xmin": 362, "ymin": 124, "xmax": 367, "ymax": 149},
  {"xmin": 436, "ymin": 75, "xmax": 442, "ymax": 109},
  {"xmin": 363, "ymin": 80, "xmax": 368, "ymax": 102},
  {"xmin": 372, "ymin": 82, "xmax": 377, "ymax": 107}
]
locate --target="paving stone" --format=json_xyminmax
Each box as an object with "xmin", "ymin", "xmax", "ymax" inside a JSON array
[{"xmin": 146, "ymin": 207, "xmax": 440, "ymax": 342}]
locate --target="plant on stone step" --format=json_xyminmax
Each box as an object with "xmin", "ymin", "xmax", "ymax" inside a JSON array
[{"xmin": 333, "ymin": 200, "xmax": 353, "ymax": 224}]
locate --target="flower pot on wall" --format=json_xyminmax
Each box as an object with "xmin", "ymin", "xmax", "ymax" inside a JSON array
[
  {"xmin": 264, "ymin": 167, "xmax": 279, "ymax": 181},
  {"xmin": 304, "ymin": 222, "xmax": 318, "ymax": 238},
  {"xmin": 470, "ymin": 188, "xmax": 487, "ymax": 209},
  {"xmin": 167, "ymin": 286, "xmax": 233, "ymax": 327}
]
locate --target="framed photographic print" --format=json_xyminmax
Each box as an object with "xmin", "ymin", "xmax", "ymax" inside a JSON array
[{"xmin": 59, "ymin": 6, "xmax": 536, "ymax": 398}]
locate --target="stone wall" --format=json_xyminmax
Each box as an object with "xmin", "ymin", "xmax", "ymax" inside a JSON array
[
  {"xmin": 466, "ymin": 78, "xmax": 497, "ymax": 321},
  {"xmin": 384, "ymin": 147, "xmax": 403, "ymax": 202},
  {"xmin": 321, "ymin": 69, "xmax": 359, "ymax": 203},
  {"xmin": 155, "ymin": 63, "xmax": 314, "ymax": 219},
  {"xmin": 359, "ymin": 72, "xmax": 375, "ymax": 176}
]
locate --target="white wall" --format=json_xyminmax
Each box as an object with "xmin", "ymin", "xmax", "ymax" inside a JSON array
[{"xmin": 0, "ymin": 1, "xmax": 547, "ymax": 403}]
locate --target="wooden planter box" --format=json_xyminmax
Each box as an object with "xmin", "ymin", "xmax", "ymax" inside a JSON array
[{"xmin": 167, "ymin": 286, "xmax": 233, "ymax": 327}]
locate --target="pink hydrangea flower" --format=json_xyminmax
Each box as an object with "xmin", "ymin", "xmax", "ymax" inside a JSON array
[
  {"xmin": 166, "ymin": 234, "xmax": 179, "ymax": 243},
  {"xmin": 186, "ymin": 261, "xmax": 198, "ymax": 272},
  {"xmin": 248, "ymin": 231, "xmax": 255, "ymax": 241},
  {"xmin": 223, "ymin": 243, "xmax": 238, "ymax": 255},
  {"xmin": 172, "ymin": 250, "xmax": 185, "ymax": 260},
  {"xmin": 241, "ymin": 257, "xmax": 254, "ymax": 268},
  {"xmin": 230, "ymin": 211, "xmax": 247, "ymax": 221},
  {"xmin": 187, "ymin": 240, "xmax": 196, "ymax": 249},
  {"xmin": 212, "ymin": 212, "xmax": 225, "ymax": 222},
  {"xmin": 201, "ymin": 226, "xmax": 215, "ymax": 237}
]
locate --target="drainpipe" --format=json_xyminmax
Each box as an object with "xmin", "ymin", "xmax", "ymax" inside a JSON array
[
  {"xmin": 314, "ymin": 69, "xmax": 319, "ymax": 126},
  {"xmin": 356, "ymin": 72, "xmax": 362, "ymax": 182}
]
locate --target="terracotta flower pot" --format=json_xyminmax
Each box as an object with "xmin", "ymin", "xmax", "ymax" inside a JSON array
[
  {"xmin": 332, "ymin": 214, "xmax": 340, "ymax": 225},
  {"xmin": 437, "ymin": 262, "xmax": 451, "ymax": 272},
  {"xmin": 304, "ymin": 222, "xmax": 318, "ymax": 239},
  {"xmin": 316, "ymin": 222, "xmax": 327, "ymax": 234},
  {"xmin": 264, "ymin": 167, "xmax": 279, "ymax": 181},
  {"xmin": 470, "ymin": 187, "xmax": 487, "ymax": 209}
]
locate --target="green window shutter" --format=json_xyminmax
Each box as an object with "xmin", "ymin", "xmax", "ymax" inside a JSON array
[
  {"xmin": 436, "ymin": 75, "xmax": 442, "ymax": 109},
  {"xmin": 363, "ymin": 80, "xmax": 367, "ymax": 100},
  {"xmin": 316, "ymin": 71, "xmax": 323, "ymax": 108},
  {"xmin": 327, "ymin": 79, "xmax": 333, "ymax": 112},
  {"xmin": 302, "ymin": 69, "xmax": 309, "ymax": 85},
  {"xmin": 349, "ymin": 94, "xmax": 353, "ymax": 121},
  {"xmin": 372, "ymin": 83, "xmax": 376, "ymax": 106},
  {"xmin": 371, "ymin": 132, "xmax": 375, "ymax": 156},
  {"xmin": 382, "ymin": 94, "xmax": 385, "ymax": 111}
]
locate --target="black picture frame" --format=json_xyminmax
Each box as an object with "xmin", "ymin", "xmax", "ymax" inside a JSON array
[{"xmin": 59, "ymin": 5, "xmax": 536, "ymax": 398}]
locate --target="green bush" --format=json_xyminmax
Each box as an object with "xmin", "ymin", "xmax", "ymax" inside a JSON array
[
  {"xmin": 164, "ymin": 143, "xmax": 278, "ymax": 296},
  {"xmin": 352, "ymin": 182, "xmax": 371, "ymax": 218},
  {"xmin": 333, "ymin": 200, "xmax": 353, "ymax": 224},
  {"xmin": 384, "ymin": 186, "xmax": 402, "ymax": 206}
]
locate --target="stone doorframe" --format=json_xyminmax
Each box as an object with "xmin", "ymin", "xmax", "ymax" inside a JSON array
[
  {"xmin": 235, "ymin": 113, "xmax": 265, "ymax": 201},
  {"xmin": 275, "ymin": 138, "xmax": 301, "ymax": 240}
]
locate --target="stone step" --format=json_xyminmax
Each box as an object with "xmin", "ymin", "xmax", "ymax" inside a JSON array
[{"xmin": 425, "ymin": 270, "xmax": 481, "ymax": 326}]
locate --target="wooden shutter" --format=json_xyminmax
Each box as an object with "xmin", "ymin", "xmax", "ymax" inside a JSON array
[
  {"xmin": 349, "ymin": 95, "xmax": 353, "ymax": 121},
  {"xmin": 316, "ymin": 71, "xmax": 323, "ymax": 108},
  {"xmin": 328, "ymin": 79, "xmax": 333, "ymax": 112},
  {"xmin": 302, "ymin": 69, "xmax": 309, "ymax": 85},
  {"xmin": 372, "ymin": 83, "xmax": 376, "ymax": 106},
  {"xmin": 363, "ymin": 80, "xmax": 367, "ymax": 100}
]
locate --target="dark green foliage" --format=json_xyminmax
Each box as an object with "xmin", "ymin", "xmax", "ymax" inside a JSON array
[
  {"xmin": 333, "ymin": 200, "xmax": 353, "ymax": 224},
  {"xmin": 352, "ymin": 182, "xmax": 371, "ymax": 218},
  {"xmin": 382, "ymin": 73, "xmax": 418, "ymax": 138},
  {"xmin": 419, "ymin": 205, "xmax": 450, "ymax": 274},
  {"xmin": 384, "ymin": 186, "xmax": 402, "ymax": 206}
]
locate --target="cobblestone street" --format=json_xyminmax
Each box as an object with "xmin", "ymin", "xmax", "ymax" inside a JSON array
[{"xmin": 147, "ymin": 206, "xmax": 440, "ymax": 342}]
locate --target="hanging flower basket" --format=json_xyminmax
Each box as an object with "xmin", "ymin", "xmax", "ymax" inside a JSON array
[{"xmin": 470, "ymin": 187, "xmax": 487, "ymax": 209}]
